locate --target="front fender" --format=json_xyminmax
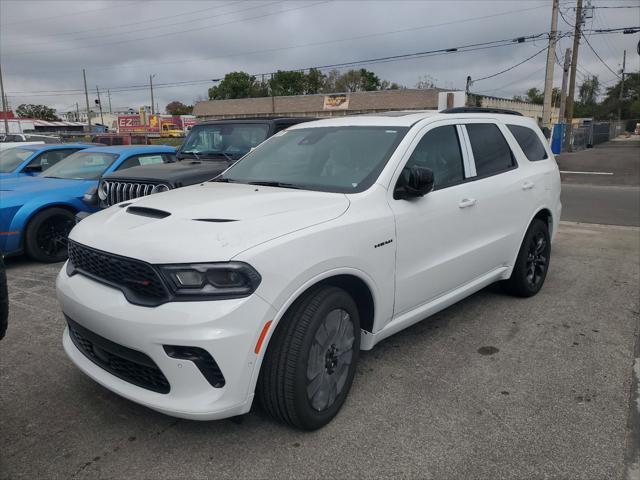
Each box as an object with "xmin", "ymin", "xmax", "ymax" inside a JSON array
[{"xmin": 1, "ymin": 197, "xmax": 90, "ymax": 255}]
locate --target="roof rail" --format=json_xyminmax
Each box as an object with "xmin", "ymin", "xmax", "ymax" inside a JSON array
[{"xmin": 440, "ymin": 107, "xmax": 523, "ymax": 116}]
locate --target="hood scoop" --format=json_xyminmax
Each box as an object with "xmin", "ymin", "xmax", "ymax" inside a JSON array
[
  {"xmin": 126, "ymin": 206, "xmax": 171, "ymax": 219},
  {"xmin": 193, "ymin": 218, "xmax": 237, "ymax": 223}
]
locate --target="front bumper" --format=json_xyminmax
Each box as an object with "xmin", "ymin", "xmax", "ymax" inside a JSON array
[{"xmin": 57, "ymin": 265, "xmax": 276, "ymax": 420}]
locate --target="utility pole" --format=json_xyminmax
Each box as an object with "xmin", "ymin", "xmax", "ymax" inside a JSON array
[
  {"xmin": 465, "ymin": 75, "xmax": 472, "ymax": 106},
  {"xmin": 82, "ymin": 69, "xmax": 92, "ymax": 132},
  {"xmin": 542, "ymin": 0, "xmax": 559, "ymax": 129},
  {"xmin": 75, "ymin": 102, "xmax": 80, "ymax": 122},
  {"xmin": 565, "ymin": 0, "xmax": 583, "ymax": 151},
  {"xmin": 0, "ymin": 62, "xmax": 9, "ymax": 136},
  {"xmin": 95, "ymin": 86, "xmax": 104, "ymax": 126},
  {"xmin": 149, "ymin": 74, "xmax": 156, "ymax": 116},
  {"xmin": 107, "ymin": 89, "xmax": 112, "ymax": 114},
  {"xmin": 559, "ymin": 48, "xmax": 572, "ymax": 121},
  {"xmin": 617, "ymin": 49, "xmax": 626, "ymax": 121}
]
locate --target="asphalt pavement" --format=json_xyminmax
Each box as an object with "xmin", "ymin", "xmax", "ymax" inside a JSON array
[
  {"xmin": 1, "ymin": 138, "xmax": 639, "ymax": 479},
  {"xmin": 559, "ymin": 137, "xmax": 640, "ymax": 226}
]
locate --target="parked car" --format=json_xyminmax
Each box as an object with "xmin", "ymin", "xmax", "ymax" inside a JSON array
[
  {"xmin": 1, "ymin": 133, "xmax": 60, "ymax": 144},
  {"xmin": 97, "ymin": 118, "xmax": 313, "ymax": 208},
  {"xmin": 0, "ymin": 143, "xmax": 96, "ymax": 180},
  {"xmin": 57, "ymin": 109, "xmax": 561, "ymax": 429},
  {"xmin": 0, "ymin": 141, "xmax": 44, "ymax": 151},
  {"xmin": 0, "ymin": 254, "xmax": 7, "ymax": 341},
  {"xmin": 0, "ymin": 145, "xmax": 176, "ymax": 262}
]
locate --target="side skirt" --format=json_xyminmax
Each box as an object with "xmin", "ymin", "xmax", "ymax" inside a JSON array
[{"xmin": 359, "ymin": 267, "xmax": 509, "ymax": 350}]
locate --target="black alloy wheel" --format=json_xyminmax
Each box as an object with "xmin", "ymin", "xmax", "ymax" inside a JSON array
[{"xmin": 25, "ymin": 208, "xmax": 76, "ymax": 263}]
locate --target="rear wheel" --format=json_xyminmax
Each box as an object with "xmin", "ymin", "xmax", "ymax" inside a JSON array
[
  {"xmin": 257, "ymin": 286, "xmax": 360, "ymax": 430},
  {"xmin": 24, "ymin": 208, "xmax": 75, "ymax": 263},
  {"xmin": 504, "ymin": 218, "xmax": 551, "ymax": 297}
]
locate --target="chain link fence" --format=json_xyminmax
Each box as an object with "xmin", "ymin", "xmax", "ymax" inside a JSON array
[{"xmin": 553, "ymin": 119, "xmax": 638, "ymax": 153}]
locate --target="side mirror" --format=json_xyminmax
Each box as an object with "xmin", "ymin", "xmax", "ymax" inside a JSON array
[
  {"xmin": 395, "ymin": 166, "xmax": 435, "ymax": 199},
  {"xmin": 23, "ymin": 164, "xmax": 43, "ymax": 174}
]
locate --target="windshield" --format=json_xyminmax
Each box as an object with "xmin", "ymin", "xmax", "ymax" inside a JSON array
[
  {"xmin": 43, "ymin": 151, "xmax": 119, "ymax": 180},
  {"xmin": 0, "ymin": 148, "xmax": 33, "ymax": 173},
  {"xmin": 180, "ymin": 123, "xmax": 269, "ymax": 158},
  {"xmin": 218, "ymin": 126, "xmax": 408, "ymax": 193}
]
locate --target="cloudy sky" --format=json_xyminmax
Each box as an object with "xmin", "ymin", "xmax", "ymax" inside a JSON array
[{"xmin": 0, "ymin": 0, "xmax": 638, "ymax": 115}]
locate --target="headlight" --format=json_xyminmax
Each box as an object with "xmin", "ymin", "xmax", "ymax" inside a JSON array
[
  {"xmin": 98, "ymin": 181, "xmax": 109, "ymax": 201},
  {"xmin": 151, "ymin": 184, "xmax": 170, "ymax": 194},
  {"xmin": 159, "ymin": 262, "xmax": 261, "ymax": 299},
  {"xmin": 82, "ymin": 186, "xmax": 99, "ymax": 207}
]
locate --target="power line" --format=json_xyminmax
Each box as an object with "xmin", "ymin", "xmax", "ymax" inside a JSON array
[
  {"xmin": 582, "ymin": 33, "xmax": 622, "ymax": 79},
  {"xmin": 4, "ymin": 3, "xmax": 552, "ymax": 77},
  {"xmin": 2, "ymin": 1, "xmax": 240, "ymax": 45},
  {"xmin": 0, "ymin": 1, "xmax": 144, "ymax": 27},
  {"xmin": 5, "ymin": 32, "xmax": 552, "ymax": 98},
  {"xmin": 3, "ymin": 1, "xmax": 329, "ymax": 58},
  {"xmin": 3, "ymin": 1, "xmax": 284, "ymax": 51}
]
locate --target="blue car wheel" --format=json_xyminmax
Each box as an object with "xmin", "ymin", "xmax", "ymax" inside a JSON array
[{"xmin": 24, "ymin": 208, "xmax": 75, "ymax": 263}]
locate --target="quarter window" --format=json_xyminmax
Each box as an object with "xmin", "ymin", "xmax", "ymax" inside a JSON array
[
  {"xmin": 401, "ymin": 125, "xmax": 465, "ymax": 190},
  {"xmin": 466, "ymin": 123, "xmax": 515, "ymax": 177},
  {"xmin": 507, "ymin": 124, "xmax": 548, "ymax": 161}
]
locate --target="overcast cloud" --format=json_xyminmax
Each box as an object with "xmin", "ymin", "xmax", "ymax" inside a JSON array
[{"xmin": 0, "ymin": 0, "xmax": 638, "ymax": 115}]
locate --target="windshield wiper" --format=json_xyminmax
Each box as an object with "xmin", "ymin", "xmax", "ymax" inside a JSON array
[
  {"xmin": 181, "ymin": 150, "xmax": 200, "ymax": 160},
  {"xmin": 247, "ymin": 181, "xmax": 304, "ymax": 190}
]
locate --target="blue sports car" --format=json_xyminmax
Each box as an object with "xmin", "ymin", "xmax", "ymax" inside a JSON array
[
  {"xmin": 0, "ymin": 143, "xmax": 96, "ymax": 180},
  {"xmin": 0, "ymin": 145, "xmax": 176, "ymax": 262}
]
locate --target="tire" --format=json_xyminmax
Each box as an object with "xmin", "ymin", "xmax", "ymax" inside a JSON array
[
  {"xmin": 0, "ymin": 255, "xmax": 7, "ymax": 341},
  {"xmin": 503, "ymin": 218, "xmax": 551, "ymax": 297},
  {"xmin": 257, "ymin": 286, "xmax": 360, "ymax": 430},
  {"xmin": 24, "ymin": 208, "xmax": 75, "ymax": 263}
]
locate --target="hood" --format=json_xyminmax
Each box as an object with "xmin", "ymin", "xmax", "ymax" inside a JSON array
[
  {"xmin": 70, "ymin": 182, "xmax": 350, "ymax": 264},
  {"xmin": 0, "ymin": 175, "xmax": 92, "ymax": 194},
  {"xmin": 103, "ymin": 160, "xmax": 230, "ymax": 187}
]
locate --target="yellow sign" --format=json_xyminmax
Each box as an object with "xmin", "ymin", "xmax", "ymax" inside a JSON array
[{"xmin": 323, "ymin": 94, "xmax": 349, "ymax": 110}]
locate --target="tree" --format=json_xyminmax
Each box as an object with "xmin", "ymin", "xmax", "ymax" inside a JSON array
[
  {"xmin": 269, "ymin": 70, "xmax": 307, "ymax": 96},
  {"xmin": 305, "ymin": 68, "xmax": 326, "ymax": 94},
  {"xmin": 578, "ymin": 76, "xmax": 600, "ymax": 105},
  {"xmin": 415, "ymin": 75, "xmax": 437, "ymax": 89},
  {"xmin": 526, "ymin": 88, "xmax": 544, "ymax": 104},
  {"xmin": 165, "ymin": 101, "xmax": 193, "ymax": 115},
  {"xmin": 208, "ymin": 72, "xmax": 262, "ymax": 100},
  {"xmin": 380, "ymin": 80, "xmax": 402, "ymax": 90},
  {"xmin": 359, "ymin": 69, "xmax": 381, "ymax": 91},
  {"xmin": 15, "ymin": 104, "xmax": 58, "ymax": 121}
]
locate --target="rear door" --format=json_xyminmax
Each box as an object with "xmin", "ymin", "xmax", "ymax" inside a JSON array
[{"xmin": 458, "ymin": 120, "xmax": 528, "ymax": 271}]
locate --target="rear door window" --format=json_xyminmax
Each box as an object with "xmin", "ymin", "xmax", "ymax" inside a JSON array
[
  {"xmin": 507, "ymin": 124, "xmax": 548, "ymax": 161},
  {"xmin": 466, "ymin": 123, "xmax": 516, "ymax": 177}
]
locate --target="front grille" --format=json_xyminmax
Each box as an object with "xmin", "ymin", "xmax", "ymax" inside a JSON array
[
  {"xmin": 67, "ymin": 317, "xmax": 170, "ymax": 394},
  {"xmin": 103, "ymin": 180, "xmax": 159, "ymax": 206},
  {"xmin": 67, "ymin": 240, "xmax": 169, "ymax": 306}
]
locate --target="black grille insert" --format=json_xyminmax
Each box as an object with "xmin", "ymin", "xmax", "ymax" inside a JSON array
[
  {"xmin": 67, "ymin": 240, "xmax": 169, "ymax": 306},
  {"xmin": 67, "ymin": 317, "xmax": 170, "ymax": 394}
]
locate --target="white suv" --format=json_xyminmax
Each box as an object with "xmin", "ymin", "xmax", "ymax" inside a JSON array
[{"xmin": 57, "ymin": 109, "xmax": 561, "ymax": 430}]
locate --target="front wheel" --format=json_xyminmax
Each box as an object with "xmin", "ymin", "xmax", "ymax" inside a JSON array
[
  {"xmin": 504, "ymin": 218, "xmax": 551, "ymax": 297},
  {"xmin": 24, "ymin": 208, "xmax": 75, "ymax": 263},
  {"xmin": 257, "ymin": 286, "xmax": 360, "ymax": 430}
]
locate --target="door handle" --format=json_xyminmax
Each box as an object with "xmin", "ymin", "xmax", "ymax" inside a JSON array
[
  {"xmin": 522, "ymin": 181, "xmax": 535, "ymax": 190},
  {"xmin": 458, "ymin": 198, "xmax": 477, "ymax": 208}
]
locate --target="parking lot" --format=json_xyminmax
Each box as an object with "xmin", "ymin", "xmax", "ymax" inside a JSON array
[{"xmin": 1, "ymin": 140, "xmax": 639, "ymax": 479}]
